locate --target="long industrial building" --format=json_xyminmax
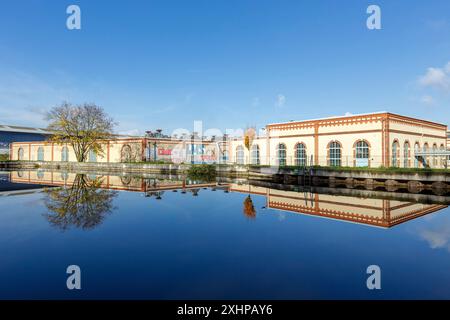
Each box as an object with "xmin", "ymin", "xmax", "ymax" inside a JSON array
[{"xmin": 7, "ymin": 111, "xmax": 450, "ymax": 168}]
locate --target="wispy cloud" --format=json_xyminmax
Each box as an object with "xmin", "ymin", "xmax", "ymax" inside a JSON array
[
  {"xmin": 0, "ymin": 69, "xmax": 76, "ymax": 127},
  {"xmin": 275, "ymin": 94, "xmax": 286, "ymax": 107},
  {"xmin": 420, "ymin": 95, "xmax": 435, "ymax": 105},
  {"xmin": 117, "ymin": 129, "xmax": 143, "ymax": 137},
  {"xmin": 252, "ymin": 97, "xmax": 260, "ymax": 107}
]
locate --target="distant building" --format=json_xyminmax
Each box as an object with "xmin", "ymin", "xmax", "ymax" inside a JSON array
[
  {"xmin": 0, "ymin": 125, "xmax": 51, "ymax": 157},
  {"xmin": 230, "ymin": 112, "xmax": 448, "ymax": 168},
  {"xmin": 447, "ymin": 131, "xmax": 450, "ymax": 149},
  {"xmin": 10, "ymin": 136, "xmax": 222, "ymax": 164}
]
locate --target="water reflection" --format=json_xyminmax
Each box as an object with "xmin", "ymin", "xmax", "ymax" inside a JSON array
[
  {"xmin": 3, "ymin": 170, "xmax": 450, "ymax": 229},
  {"xmin": 43, "ymin": 174, "xmax": 117, "ymax": 231},
  {"xmin": 243, "ymin": 195, "xmax": 256, "ymax": 219},
  {"xmin": 230, "ymin": 182, "xmax": 449, "ymax": 228}
]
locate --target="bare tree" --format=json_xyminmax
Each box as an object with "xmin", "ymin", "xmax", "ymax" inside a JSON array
[{"xmin": 46, "ymin": 102, "xmax": 116, "ymax": 162}]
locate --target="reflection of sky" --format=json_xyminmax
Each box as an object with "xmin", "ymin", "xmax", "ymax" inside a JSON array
[
  {"xmin": 0, "ymin": 182, "xmax": 450, "ymax": 299},
  {"xmin": 418, "ymin": 215, "xmax": 450, "ymax": 252}
]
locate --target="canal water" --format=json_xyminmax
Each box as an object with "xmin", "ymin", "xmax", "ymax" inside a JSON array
[{"xmin": 0, "ymin": 170, "xmax": 449, "ymax": 299}]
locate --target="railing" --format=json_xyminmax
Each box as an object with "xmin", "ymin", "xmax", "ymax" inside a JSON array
[{"xmin": 218, "ymin": 155, "xmax": 450, "ymax": 169}]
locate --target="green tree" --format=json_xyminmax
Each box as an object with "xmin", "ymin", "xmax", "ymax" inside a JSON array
[{"xmin": 46, "ymin": 102, "xmax": 116, "ymax": 162}]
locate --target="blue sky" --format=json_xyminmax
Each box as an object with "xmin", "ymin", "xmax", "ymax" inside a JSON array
[{"xmin": 1, "ymin": 0, "xmax": 450, "ymax": 135}]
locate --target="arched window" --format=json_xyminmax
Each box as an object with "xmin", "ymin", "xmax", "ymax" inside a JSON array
[
  {"xmin": 121, "ymin": 144, "xmax": 133, "ymax": 162},
  {"xmin": 440, "ymin": 144, "xmax": 445, "ymax": 168},
  {"xmin": 250, "ymin": 144, "xmax": 260, "ymax": 165},
  {"xmin": 355, "ymin": 140, "xmax": 369, "ymax": 167},
  {"xmin": 433, "ymin": 143, "xmax": 438, "ymax": 166},
  {"xmin": 37, "ymin": 147, "xmax": 44, "ymax": 161},
  {"xmin": 61, "ymin": 172, "xmax": 68, "ymax": 181},
  {"xmin": 37, "ymin": 170, "xmax": 44, "ymax": 180},
  {"xmin": 88, "ymin": 149, "xmax": 97, "ymax": 162},
  {"xmin": 61, "ymin": 146, "xmax": 69, "ymax": 162},
  {"xmin": 18, "ymin": 147, "xmax": 24, "ymax": 161},
  {"xmin": 329, "ymin": 141, "xmax": 341, "ymax": 167},
  {"xmin": 423, "ymin": 143, "xmax": 429, "ymax": 167},
  {"xmin": 277, "ymin": 143, "xmax": 286, "ymax": 166},
  {"xmin": 391, "ymin": 141, "xmax": 399, "ymax": 167},
  {"xmin": 414, "ymin": 143, "xmax": 420, "ymax": 168},
  {"xmin": 295, "ymin": 143, "xmax": 306, "ymax": 167},
  {"xmin": 236, "ymin": 146, "xmax": 244, "ymax": 164},
  {"xmin": 403, "ymin": 142, "xmax": 410, "ymax": 168}
]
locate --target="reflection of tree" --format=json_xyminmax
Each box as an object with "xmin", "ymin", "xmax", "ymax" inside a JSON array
[
  {"xmin": 190, "ymin": 188, "xmax": 200, "ymax": 196},
  {"xmin": 43, "ymin": 174, "xmax": 117, "ymax": 230},
  {"xmin": 243, "ymin": 195, "xmax": 256, "ymax": 219}
]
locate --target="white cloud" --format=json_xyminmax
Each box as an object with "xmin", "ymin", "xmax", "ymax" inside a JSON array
[
  {"xmin": 445, "ymin": 62, "xmax": 450, "ymax": 73},
  {"xmin": 418, "ymin": 63, "xmax": 450, "ymax": 91},
  {"xmin": 275, "ymin": 94, "xmax": 286, "ymax": 107},
  {"xmin": 419, "ymin": 221, "xmax": 450, "ymax": 252},
  {"xmin": 118, "ymin": 129, "xmax": 142, "ymax": 137},
  {"xmin": 420, "ymin": 95, "xmax": 434, "ymax": 105},
  {"xmin": 344, "ymin": 112, "xmax": 353, "ymax": 116}
]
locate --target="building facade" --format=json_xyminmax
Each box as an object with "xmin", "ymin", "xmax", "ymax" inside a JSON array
[
  {"xmin": 10, "ymin": 137, "xmax": 222, "ymax": 164},
  {"xmin": 7, "ymin": 112, "xmax": 450, "ymax": 168},
  {"xmin": 230, "ymin": 112, "xmax": 448, "ymax": 168},
  {"xmin": 0, "ymin": 125, "xmax": 51, "ymax": 159}
]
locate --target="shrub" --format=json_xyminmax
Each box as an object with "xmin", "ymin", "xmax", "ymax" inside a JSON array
[{"xmin": 187, "ymin": 164, "xmax": 217, "ymax": 181}]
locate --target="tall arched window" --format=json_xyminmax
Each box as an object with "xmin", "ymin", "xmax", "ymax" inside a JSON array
[
  {"xmin": 277, "ymin": 143, "xmax": 286, "ymax": 166},
  {"xmin": 88, "ymin": 149, "xmax": 97, "ymax": 162},
  {"xmin": 236, "ymin": 146, "xmax": 244, "ymax": 164},
  {"xmin": 61, "ymin": 146, "xmax": 69, "ymax": 162},
  {"xmin": 18, "ymin": 148, "xmax": 24, "ymax": 161},
  {"xmin": 403, "ymin": 142, "xmax": 410, "ymax": 168},
  {"xmin": 329, "ymin": 141, "xmax": 341, "ymax": 167},
  {"xmin": 121, "ymin": 144, "xmax": 133, "ymax": 162},
  {"xmin": 414, "ymin": 143, "xmax": 420, "ymax": 168},
  {"xmin": 61, "ymin": 172, "xmax": 69, "ymax": 181},
  {"xmin": 250, "ymin": 144, "xmax": 260, "ymax": 165},
  {"xmin": 440, "ymin": 144, "xmax": 445, "ymax": 168},
  {"xmin": 433, "ymin": 143, "xmax": 438, "ymax": 167},
  {"xmin": 294, "ymin": 143, "xmax": 306, "ymax": 167},
  {"xmin": 391, "ymin": 141, "xmax": 399, "ymax": 167},
  {"xmin": 37, "ymin": 147, "xmax": 44, "ymax": 161},
  {"xmin": 37, "ymin": 170, "xmax": 44, "ymax": 180},
  {"xmin": 423, "ymin": 143, "xmax": 429, "ymax": 167},
  {"xmin": 355, "ymin": 140, "xmax": 369, "ymax": 167}
]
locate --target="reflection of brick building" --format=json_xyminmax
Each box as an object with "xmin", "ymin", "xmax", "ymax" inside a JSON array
[
  {"xmin": 9, "ymin": 170, "xmax": 222, "ymax": 193},
  {"xmin": 7, "ymin": 171, "xmax": 448, "ymax": 228},
  {"xmin": 229, "ymin": 184, "xmax": 447, "ymax": 228}
]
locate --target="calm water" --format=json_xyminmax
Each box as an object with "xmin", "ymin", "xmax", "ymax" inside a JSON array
[{"xmin": 0, "ymin": 170, "xmax": 450, "ymax": 299}]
